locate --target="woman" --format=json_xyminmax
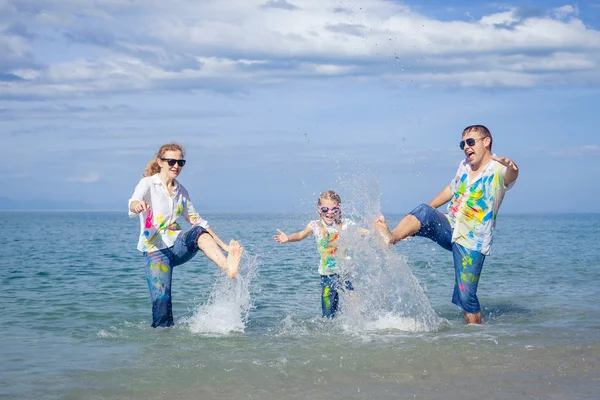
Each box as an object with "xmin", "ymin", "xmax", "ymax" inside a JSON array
[{"xmin": 129, "ymin": 142, "xmax": 243, "ymax": 327}]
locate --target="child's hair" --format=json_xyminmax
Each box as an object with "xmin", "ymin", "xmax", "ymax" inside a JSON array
[
  {"xmin": 317, "ymin": 190, "xmax": 342, "ymax": 224},
  {"xmin": 143, "ymin": 142, "xmax": 185, "ymax": 177}
]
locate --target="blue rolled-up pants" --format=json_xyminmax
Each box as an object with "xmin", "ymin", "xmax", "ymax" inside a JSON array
[
  {"xmin": 409, "ymin": 204, "xmax": 486, "ymax": 314},
  {"xmin": 143, "ymin": 226, "xmax": 208, "ymax": 327}
]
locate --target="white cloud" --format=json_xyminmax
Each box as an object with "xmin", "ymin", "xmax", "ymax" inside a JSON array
[
  {"xmin": 551, "ymin": 145, "xmax": 600, "ymax": 156},
  {"xmin": 0, "ymin": 1, "xmax": 599, "ymax": 98},
  {"xmin": 552, "ymin": 5, "xmax": 578, "ymax": 20},
  {"xmin": 70, "ymin": 172, "xmax": 101, "ymax": 183}
]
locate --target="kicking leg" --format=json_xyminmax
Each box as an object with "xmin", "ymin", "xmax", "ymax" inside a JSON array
[
  {"xmin": 197, "ymin": 234, "xmax": 243, "ymax": 278},
  {"xmin": 375, "ymin": 214, "xmax": 421, "ymax": 245},
  {"xmin": 376, "ymin": 204, "xmax": 452, "ymax": 249}
]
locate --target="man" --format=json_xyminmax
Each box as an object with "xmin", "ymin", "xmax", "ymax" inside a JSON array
[{"xmin": 375, "ymin": 125, "xmax": 519, "ymax": 324}]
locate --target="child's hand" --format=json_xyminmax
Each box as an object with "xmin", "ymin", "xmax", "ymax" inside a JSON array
[{"xmin": 273, "ymin": 229, "xmax": 288, "ymax": 243}]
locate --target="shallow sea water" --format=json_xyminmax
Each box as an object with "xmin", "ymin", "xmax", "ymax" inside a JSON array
[{"xmin": 2, "ymin": 210, "xmax": 599, "ymax": 399}]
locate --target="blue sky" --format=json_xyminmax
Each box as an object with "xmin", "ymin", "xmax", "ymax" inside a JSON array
[{"xmin": 1, "ymin": 0, "xmax": 599, "ymax": 213}]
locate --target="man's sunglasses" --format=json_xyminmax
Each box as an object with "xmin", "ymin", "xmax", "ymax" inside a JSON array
[
  {"xmin": 319, "ymin": 206, "xmax": 341, "ymax": 214},
  {"xmin": 160, "ymin": 158, "xmax": 186, "ymax": 167},
  {"xmin": 459, "ymin": 137, "xmax": 485, "ymax": 150}
]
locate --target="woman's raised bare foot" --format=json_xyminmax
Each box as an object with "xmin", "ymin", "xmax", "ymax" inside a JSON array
[{"xmin": 224, "ymin": 240, "xmax": 243, "ymax": 278}]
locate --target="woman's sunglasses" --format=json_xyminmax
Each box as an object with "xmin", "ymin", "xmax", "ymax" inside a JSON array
[
  {"xmin": 459, "ymin": 137, "xmax": 485, "ymax": 150},
  {"xmin": 160, "ymin": 158, "xmax": 186, "ymax": 167},
  {"xmin": 319, "ymin": 206, "xmax": 341, "ymax": 214}
]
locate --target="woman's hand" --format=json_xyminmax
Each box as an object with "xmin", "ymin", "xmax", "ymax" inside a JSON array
[{"xmin": 131, "ymin": 200, "xmax": 151, "ymax": 214}]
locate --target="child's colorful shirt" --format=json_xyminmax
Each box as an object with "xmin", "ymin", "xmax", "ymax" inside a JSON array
[
  {"xmin": 308, "ymin": 218, "xmax": 354, "ymax": 276},
  {"xmin": 128, "ymin": 174, "xmax": 209, "ymax": 252},
  {"xmin": 446, "ymin": 157, "xmax": 514, "ymax": 255}
]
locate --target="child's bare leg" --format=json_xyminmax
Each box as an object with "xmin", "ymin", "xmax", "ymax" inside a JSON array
[{"xmin": 197, "ymin": 235, "xmax": 243, "ymax": 278}]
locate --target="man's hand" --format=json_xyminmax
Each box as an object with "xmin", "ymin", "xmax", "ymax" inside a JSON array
[
  {"xmin": 491, "ymin": 155, "xmax": 518, "ymax": 171},
  {"xmin": 491, "ymin": 155, "xmax": 519, "ymax": 186}
]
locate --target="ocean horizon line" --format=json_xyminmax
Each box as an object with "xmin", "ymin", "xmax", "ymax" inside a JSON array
[{"xmin": 1, "ymin": 209, "xmax": 598, "ymax": 216}]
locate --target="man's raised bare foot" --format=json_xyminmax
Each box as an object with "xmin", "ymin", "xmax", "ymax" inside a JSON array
[
  {"xmin": 375, "ymin": 216, "xmax": 394, "ymax": 245},
  {"xmin": 224, "ymin": 240, "xmax": 243, "ymax": 278}
]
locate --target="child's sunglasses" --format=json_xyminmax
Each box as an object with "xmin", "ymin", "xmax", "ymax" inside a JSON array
[
  {"xmin": 160, "ymin": 158, "xmax": 186, "ymax": 167},
  {"xmin": 459, "ymin": 137, "xmax": 485, "ymax": 150},
  {"xmin": 319, "ymin": 206, "xmax": 341, "ymax": 214}
]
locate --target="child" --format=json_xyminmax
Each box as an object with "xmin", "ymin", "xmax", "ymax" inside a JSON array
[{"xmin": 274, "ymin": 190, "xmax": 356, "ymax": 318}]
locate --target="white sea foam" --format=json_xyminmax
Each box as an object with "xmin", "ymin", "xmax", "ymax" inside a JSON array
[
  {"xmin": 96, "ymin": 329, "xmax": 116, "ymax": 338},
  {"xmin": 184, "ymin": 254, "xmax": 258, "ymax": 335},
  {"xmin": 333, "ymin": 167, "xmax": 443, "ymax": 332}
]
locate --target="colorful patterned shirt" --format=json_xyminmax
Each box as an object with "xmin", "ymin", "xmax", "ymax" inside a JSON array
[
  {"xmin": 128, "ymin": 174, "xmax": 209, "ymax": 252},
  {"xmin": 308, "ymin": 218, "xmax": 354, "ymax": 276},
  {"xmin": 446, "ymin": 157, "xmax": 515, "ymax": 255}
]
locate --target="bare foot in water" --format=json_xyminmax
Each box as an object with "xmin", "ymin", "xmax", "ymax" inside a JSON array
[
  {"xmin": 225, "ymin": 240, "xmax": 243, "ymax": 278},
  {"xmin": 374, "ymin": 216, "xmax": 394, "ymax": 245}
]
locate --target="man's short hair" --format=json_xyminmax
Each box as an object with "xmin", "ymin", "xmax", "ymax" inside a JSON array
[{"xmin": 462, "ymin": 125, "xmax": 492, "ymax": 152}]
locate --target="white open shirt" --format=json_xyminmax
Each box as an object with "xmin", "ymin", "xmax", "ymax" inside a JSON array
[{"xmin": 128, "ymin": 174, "xmax": 209, "ymax": 252}]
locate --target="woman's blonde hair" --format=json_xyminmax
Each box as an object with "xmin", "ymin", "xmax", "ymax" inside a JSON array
[
  {"xmin": 143, "ymin": 143, "xmax": 185, "ymax": 177},
  {"xmin": 317, "ymin": 190, "xmax": 342, "ymax": 224}
]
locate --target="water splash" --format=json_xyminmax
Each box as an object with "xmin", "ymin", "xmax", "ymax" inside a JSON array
[
  {"xmin": 184, "ymin": 254, "xmax": 258, "ymax": 335},
  {"xmin": 333, "ymin": 166, "xmax": 443, "ymax": 332}
]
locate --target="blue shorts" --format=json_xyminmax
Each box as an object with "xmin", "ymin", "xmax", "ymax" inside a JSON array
[
  {"xmin": 143, "ymin": 225, "xmax": 209, "ymax": 327},
  {"xmin": 320, "ymin": 274, "xmax": 354, "ymax": 319},
  {"xmin": 410, "ymin": 204, "xmax": 486, "ymax": 314}
]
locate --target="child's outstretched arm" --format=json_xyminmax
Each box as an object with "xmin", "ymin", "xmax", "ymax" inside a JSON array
[{"xmin": 274, "ymin": 225, "xmax": 313, "ymax": 243}]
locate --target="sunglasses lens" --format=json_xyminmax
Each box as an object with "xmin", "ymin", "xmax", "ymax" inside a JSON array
[
  {"xmin": 460, "ymin": 138, "xmax": 478, "ymax": 150},
  {"xmin": 163, "ymin": 159, "xmax": 186, "ymax": 167}
]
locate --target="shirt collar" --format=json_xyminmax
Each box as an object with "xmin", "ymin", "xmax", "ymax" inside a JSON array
[
  {"xmin": 151, "ymin": 173, "xmax": 179, "ymax": 192},
  {"xmin": 463, "ymin": 154, "xmax": 497, "ymax": 173}
]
